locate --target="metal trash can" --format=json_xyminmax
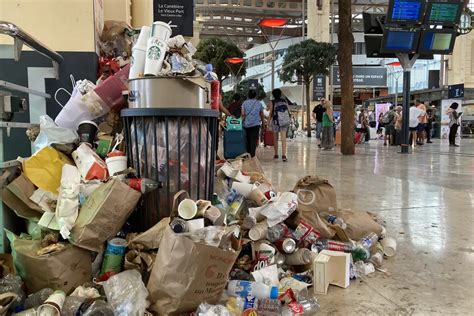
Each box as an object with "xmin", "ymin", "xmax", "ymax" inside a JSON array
[{"xmin": 122, "ymin": 108, "xmax": 218, "ymax": 230}]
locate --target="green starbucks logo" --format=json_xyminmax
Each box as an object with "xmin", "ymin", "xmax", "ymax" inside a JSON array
[{"xmin": 148, "ymin": 46, "xmax": 161, "ymax": 60}]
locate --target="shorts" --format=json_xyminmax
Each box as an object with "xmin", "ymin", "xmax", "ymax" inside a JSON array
[
  {"xmin": 417, "ymin": 123, "xmax": 426, "ymax": 131},
  {"xmin": 385, "ymin": 125, "xmax": 395, "ymax": 135},
  {"xmin": 409, "ymin": 125, "xmax": 419, "ymax": 131},
  {"xmin": 271, "ymin": 122, "xmax": 288, "ymax": 133}
]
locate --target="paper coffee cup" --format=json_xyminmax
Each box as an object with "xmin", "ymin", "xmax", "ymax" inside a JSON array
[
  {"xmin": 187, "ymin": 218, "xmax": 205, "ymax": 232},
  {"xmin": 196, "ymin": 200, "xmax": 212, "ymax": 217},
  {"xmin": 106, "ymin": 156, "xmax": 128, "ymax": 177},
  {"xmin": 151, "ymin": 21, "xmax": 172, "ymax": 41},
  {"xmin": 77, "ymin": 120, "xmax": 98, "ymax": 147},
  {"xmin": 37, "ymin": 290, "xmax": 65, "ymax": 316},
  {"xmin": 248, "ymin": 188, "xmax": 268, "ymax": 206},
  {"xmin": 381, "ymin": 237, "xmax": 397, "ymax": 257},
  {"xmin": 129, "ymin": 45, "xmax": 146, "ymax": 79},
  {"xmin": 144, "ymin": 37, "xmax": 167, "ymax": 76},
  {"xmin": 203, "ymin": 206, "xmax": 221, "ymax": 224},
  {"xmin": 231, "ymin": 182, "xmax": 258, "ymax": 197},
  {"xmin": 178, "ymin": 199, "xmax": 197, "ymax": 219},
  {"xmin": 249, "ymin": 220, "xmax": 268, "ymax": 241},
  {"xmin": 136, "ymin": 25, "xmax": 151, "ymax": 47}
]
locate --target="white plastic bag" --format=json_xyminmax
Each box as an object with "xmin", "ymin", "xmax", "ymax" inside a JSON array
[
  {"xmin": 33, "ymin": 115, "xmax": 78, "ymax": 152},
  {"xmin": 55, "ymin": 164, "xmax": 81, "ymax": 239}
]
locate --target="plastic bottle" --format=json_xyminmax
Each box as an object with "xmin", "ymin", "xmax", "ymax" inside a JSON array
[
  {"xmin": 126, "ymin": 178, "xmax": 160, "ymax": 193},
  {"xmin": 204, "ymin": 64, "xmax": 218, "ymax": 81},
  {"xmin": 352, "ymin": 232, "xmax": 379, "ymax": 262},
  {"xmin": 227, "ymin": 280, "xmax": 279, "ymax": 300},
  {"xmin": 23, "ymin": 288, "xmax": 54, "ymax": 309},
  {"xmin": 319, "ymin": 212, "xmax": 347, "ymax": 229},
  {"xmin": 312, "ymin": 240, "xmax": 355, "ymax": 253}
]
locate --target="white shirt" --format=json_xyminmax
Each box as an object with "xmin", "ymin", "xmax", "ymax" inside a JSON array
[{"xmin": 409, "ymin": 107, "xmax": 425, "ymax": 128}]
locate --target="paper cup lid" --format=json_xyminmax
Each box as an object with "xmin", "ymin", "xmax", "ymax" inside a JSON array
[{"xmin": 78, "ymin": 120, "xmax": 99, "ymax": 128}]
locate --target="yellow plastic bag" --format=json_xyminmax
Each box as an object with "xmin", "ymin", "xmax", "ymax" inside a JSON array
[{"xmin": 23, "ymin": 146, "xmax": 73, "ymax": 193}]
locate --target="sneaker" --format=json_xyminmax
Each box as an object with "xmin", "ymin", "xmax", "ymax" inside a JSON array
[
  {"xmin": 383, "ymin": 142, "xmax": 387, "ymax": 146},
  {"xmin": 427, "ymin": 140, "xmax": 433, "ymax": 143},
  {"xmin": 282, "ymin": 155, "xmax": 288, "ymax": 162},
  {"xmin": 453, "ymin": 144, "xmax": 459, "ymax": 147},
  {"xmin": 274, "ymin": 155, "xmax": 279, "ymax": 159}
]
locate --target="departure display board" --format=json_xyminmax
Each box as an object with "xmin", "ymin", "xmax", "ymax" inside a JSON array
[
  {"xmin": 381, "ymin": 30, "xmax": 420, "ymax": 53},
  {"xmin": 419, "ymin": 31, "xmax": 456, "ymax": 54},
  {"xmin": 425, "ymin": 2, "xmax": 462, "ymax": 25},
  {"xmin": 387, "ymin": 0, "xmax": 424, "ymax": 24}
]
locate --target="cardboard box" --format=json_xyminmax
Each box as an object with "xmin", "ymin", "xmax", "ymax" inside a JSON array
[{"xmin": 314, "ymin": 250, "xmax": 351, "ymax": 295}]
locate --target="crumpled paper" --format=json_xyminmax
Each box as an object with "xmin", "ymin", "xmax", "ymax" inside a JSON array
[{"xmin": 260, "ymin": 192, "xmax": 298, "ymax": 227}]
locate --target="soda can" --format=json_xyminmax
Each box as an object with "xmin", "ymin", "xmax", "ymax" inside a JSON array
[
  {"xmin": 281, "ymin": 238, "xmax": 296, "ymax": 254},
  {"xmin": 170, "ymin": 218, "xmax": 188, "ymax": 233},
  {"xmin": 100, "ymin": 238, "xmax": 127, "ymax": 275},
  {"xmin": 275, "ymin": 252, "xmax": 286, "ymax": 265}
]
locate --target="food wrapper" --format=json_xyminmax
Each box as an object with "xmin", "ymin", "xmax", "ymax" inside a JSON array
[
  {"xmin": 72, "ymin": 143, "xmax": 109, "ymax": 181},
  {"xmin": 23, "ymin": 147, "xmax": 73, "ymax": 194}
]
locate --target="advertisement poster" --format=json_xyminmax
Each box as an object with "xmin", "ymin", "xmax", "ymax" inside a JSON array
[
  {"xmin": 441, "ymin": 99, "xmax": 462, "ymax": 141},
  {"xmin": 154, "ymin": 0, "xmax": 194, "ymax": 37}
]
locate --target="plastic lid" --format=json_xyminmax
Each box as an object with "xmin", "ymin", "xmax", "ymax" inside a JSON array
[{"xmin": 270, "ymin": 286, "xmax": 279, "ymax": 299}]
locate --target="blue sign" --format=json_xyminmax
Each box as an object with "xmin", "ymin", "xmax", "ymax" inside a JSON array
[{"xmin": 448, "ymin": 84, "xmax": 464, "ymax": 99}]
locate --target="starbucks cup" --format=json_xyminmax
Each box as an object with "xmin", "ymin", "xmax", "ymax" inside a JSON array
[
  {"xmin": 151, "ymin": 21, "xmax": 172, "ymax": 41},
  {"xmin": 381, "ymin": 237, "xmax": 397, "ymax": 257},
  {"xmin": 136, "ymin": 25, "xmax": 151, "ymax": 47},
  {"xmin": 248, "ymin": 188, "xmax": 268, "ymax": 206},
  {"xmin": 37, "ymin": 290, "xmax": 65, "ymax": 316},
  {"xmin": 129, "ymin": 45, "xmax": 146, "ymax": 79},
  {"xmin": 105, "ymin": 156, "xmax": 128, "ymax": 177},
  {"xmin": 77, "ymin": 120, "xmax": 98, "ymax": 147},
  {"xmin": 144, "ymin": 37, "xmax": 168, "ymax": 76},
  {"xmin": 178, "ymin": 199, "xmax": 197, "ymax": 219},
  {"xmin": 249, "ymin": 220, "xmax": 268, "ymax": 241}
]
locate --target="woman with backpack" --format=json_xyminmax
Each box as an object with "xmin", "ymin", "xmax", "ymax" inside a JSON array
[{"xmin": 268, "ymin": 89, "xmax": 290, "ymax": 162}]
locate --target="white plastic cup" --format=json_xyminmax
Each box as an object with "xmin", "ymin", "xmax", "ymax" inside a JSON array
[
  {"xmin": 129, "ymin": 45, "xmax": 146, "ymax": 79},
  {"xmin": 232, "ymin": 182, "xmax": 259, "ymax": 197},
  {"xmin": 187, "ymin": 218, "xmax": 205, "ymax": 232},
  {"xmin": 381, "ymin": 237, "xmax": 397, "ymax": 257},
  {"xmin": 178, "ymin": 199, "xmax": 197, "ymax": 219},
  {"xmin": 37, "ymin": 290, "xmax": 65, "ymax": 316},
  {"xmin": 136, "ymin": 25, "xmax": 151, "ymax": 47},
  {"xmin": 144, "ymin": 37, "xmax": 168, "ymax": 76},
  {"xmin": 249, "ymin": 220, "xmax": 268, "ymax": 241},
  {"xmin": 203, "ymin": 206, "xmax": 221, "ymax": 224},
  {"xmin": 151, "ymin": 21, "xmax": 172, "ymax": 41},
  {"xmin": 105, "ymin": 156, "xmax": 127, "ymax": 176}
]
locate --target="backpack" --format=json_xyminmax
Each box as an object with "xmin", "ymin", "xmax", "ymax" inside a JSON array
[
  {"xmin": 273, "ymin": 99, "xmax": 290, "ymax": 127},
  {"xmin": 382, "ymin": 111, "xmax": 394, "ymax": 125}
]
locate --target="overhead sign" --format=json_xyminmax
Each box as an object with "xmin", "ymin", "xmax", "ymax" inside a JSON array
[
  {"xmin": 312, "ymin": 75, "xmax": 326, "ymax": 101},
  {"xmin": 332, "ymin": 66, "xmax": 387, "ymax": 87},
  {"xmin": 448, "ymin": 83, "xmax": 464, "ymax": 98},
  {"xmin": 153, "ymin": 0, "xmax": 194, "ymax": 37}
]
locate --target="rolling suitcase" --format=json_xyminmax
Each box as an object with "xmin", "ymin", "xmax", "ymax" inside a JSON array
[
  {"xmin": 224, "ymin": 129, "xmax": 247, "ymax": 159},
  {"xmin": 354, "ymin": 132, "xmax": 362, "ymax": 144},
  {"xmin": 264, "ymin": 129, "xmax": 274, "ymax": 146},
  {"xmin": 335, "ymin": 129, "xmax": 341, "ymax": 145}
]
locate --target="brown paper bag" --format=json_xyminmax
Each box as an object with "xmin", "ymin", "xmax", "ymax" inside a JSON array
[
  {"xmin": 0, "ymin": 254, "xmax": 14, "ymax": 278},
  {"xmin": 2, "ymin": 174, "xmax": 43, "ymax": 220},
  {"xmin": 334, "ymin": 209, "xmax": 384, "ymax": 241},
  {"xmin": 7, "ymin": 231, "xmax": 91, "ymax": 294},
  {"xmin": 293, "ymin": 176, "xmax": 338, "ymax": 239},
  {"xmin": 147, "ymin": 227, "xmax": 241, "ymax": 315},
  {"xmin": 127, "ymin": 217, "xmax": 171, "ymax": 251},
  {"xmin": 124, "ymin": 250, "xmax": 156, "ymax": 283},
  {"xmin": 70, "ymin": 179, "xmax": 141, "ymax": 252}
]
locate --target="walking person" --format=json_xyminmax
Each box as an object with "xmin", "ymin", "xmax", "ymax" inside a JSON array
[
  {"xmin": 383, "ymin": 105, "xmax": 396, "ymax": 146},
  {"xmin": 394, "ymin": 106, "xmax": 403, "ymax": 145},
  {"xmin": 416, "ymin": 101, "xmax": 428, "ymax": 145},
  {"xmin": 409, "ymin": 103, "xmax": 425, "ymax": 147},
  {"xmin": 321, "ymin": 100, "xmax": 335, "ymax": 150},
  {"xmin": 312, "ymin": 100, "xmax": 325, "ymax": 147},
  {"xmin": 357, "ymin": 108, "xmax": 369, "ymax": 144},
  {"xmin": 426, "ymin": 108, "xmax": 434, "ymax": 143},
  {"xmin": 268, "ymin": 88, "xmax": 290, "ymax": 162},
  {"xmin": 447, "ymin": 102, "xmax": 461, "ymax": 147},
  {"xmin": 241, "ymin": 89, "xmax": 265, "ymax": 157},
  {"xmin": 228, "ymin": 93, "xmax": 242, "ymax": 118}
]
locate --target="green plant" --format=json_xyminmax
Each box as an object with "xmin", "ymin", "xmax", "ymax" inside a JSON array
[
  {"xmin": 223, "ymin": 79, "xmax": 266, "ymax": 106},
  {"xmin": 194, "ymin": 37, "xmax": 246, "ymax": 82},
  {"xmin": 279, "ymin": 39, "xmax": 337, "ymax": 137}
]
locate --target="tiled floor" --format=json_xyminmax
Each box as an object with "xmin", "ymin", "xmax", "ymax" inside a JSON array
[{"xmin": 253, "ymin": 137, "xmax": 474, "ymax": 315}]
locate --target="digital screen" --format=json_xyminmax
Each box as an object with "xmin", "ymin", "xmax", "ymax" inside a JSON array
[
  {"xmin": 427, "ymin": 3, "xmax": 461, "ymax": 23},
  {"xmin": 420, "ymin": 32, "xmax": 455, "ymax": 53},
  {"xmin": 384, "ymin": 31, "xmax": 417, "ymax": 51},
  {"xmin": 390, "ymin": 0, "xmax": 423, "ymax": 22}
]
